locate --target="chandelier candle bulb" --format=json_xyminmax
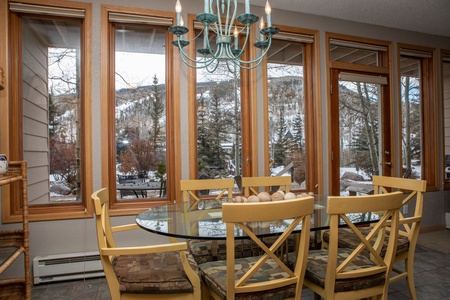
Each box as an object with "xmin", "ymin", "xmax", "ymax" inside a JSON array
[
  {"xmin": 204, "ymin": 27, "xmax": 209, "ymax": 48},
  {"xmin": 234, "ymin": 26, "xmax": 239, "ymax": 50},
  {"xmin": 245, "ymin": 0, "xmax": 250, "ymax": 14},
  {"xmin": 175, "ymin": 0, "xmax": 182, "ymax": 26},
  {"xmin": 265, "ymin": 1, "xmax": 271, "ymax": 27},
  {"xmin": 204, "ymin": 0, "xmax": 209, "ymax": 13},
  {"xmin": 259, "ymin": 17, "xmax": 264, "ymax": 41}
]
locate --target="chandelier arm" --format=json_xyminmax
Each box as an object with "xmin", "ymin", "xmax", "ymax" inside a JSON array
[
  {"xmin": 176, "ymin": 40, "xmax": 218, "ymax": 66},
  {"xmin": 179, "ymin": 50, "xmax": 224, "ymax": 70},
  {"xmin": 215, "ymin": 0, "xmax": 223, "ymax": 37},
  {"xmin": 230, "ymin": 36, "xmax": 273, "ymax": 65},
  {"xmin": 237, "ymin": 25, "xmax": 251, "ymax": 55},
  {"xmin": 226, "ymin": 0, "xmax": 238, "ymax": 36},
  {"xmin": 205, "ymin": 58, "xmax": 221, "ymax": 73}
]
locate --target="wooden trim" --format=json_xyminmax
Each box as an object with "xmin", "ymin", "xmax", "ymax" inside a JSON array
[
  {"xmin": 187, "ymin": 14, "xmax": 197, "ymax": 182},
  {"xmin": 326, "ymin": 32, "xmax": 391, "ymax": 50},
  {"xmin": 262, "ymin": 46, "xmax": 269, "ymax": 177},
  {"xmin": 330, "ymin": 61, "xmax": 389, "ymax": 74},
  {"xmin": 166, "ymin": 18, "xmax": 178, "ymax": 202}
]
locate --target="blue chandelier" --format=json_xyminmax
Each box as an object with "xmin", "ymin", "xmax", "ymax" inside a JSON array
[{"xmin": 169, "ymin": 0, "xmax": 279, "ymax": 73}]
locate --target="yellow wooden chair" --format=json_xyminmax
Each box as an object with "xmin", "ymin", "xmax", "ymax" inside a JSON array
[
  {"xmin": 371, "ymin": 176, "xmax": 426, "ymax": 299},
  {"xmin": 199, "ymin": 197, "xmax": 314, "ymax": 300},
  {"xmin": 91, "ymin": 188, "xmax": 201, "ymax": 300},
  {"xmin": 322, "ymin": 176, "xmax": 426, "ymax": 300},
  {"xmin": 304, "ymin": 192, "xmax": 403, "ymax": 299},
  {"xmin": 180, "ymin": 178, "xmax": 234, "ymax": 208},
  {"xmin": 180, "ymin": 178, "xmax": 243, "ymax": 264},
  {"xmin": 241, "ymin": 176, "xmax": 291, "ymax": 197},
  {"xmin": 242, "ymin": 176, "xmax": 295, "ymax": 252}
]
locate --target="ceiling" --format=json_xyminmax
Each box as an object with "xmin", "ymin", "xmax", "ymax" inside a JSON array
[{"xmin": 245, "ymin": 0, "xmax": 450, "ymax": 38}]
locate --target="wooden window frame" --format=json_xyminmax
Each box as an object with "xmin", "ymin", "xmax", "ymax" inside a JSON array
[
  {"xmin": 441, "ymin": 49, "xmax": 450, "ymax": 190},
  {"xmin": 2, "ymin": 0, "xmax": 92, "ymax": 222},
  {"xmin": 187, "ymin": 13, "xmax": 253, "ymax": 182},
  {"xmin": 263, "ymin": 25, "xmax": 320, "ymax": 194},
  {"xmin": 101, "ymin": 5, "xmax": 179, "ymax": 215},
  {"xmin": 398, "ymin": 44, "xmax": 438, "ymax": 191},
  {"xmin": 326, "ymin": 33, "xmax": 391, "ymax": 196}
]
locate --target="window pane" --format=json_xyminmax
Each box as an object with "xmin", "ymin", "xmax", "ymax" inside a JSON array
[
  {"xmin": 338, "ymin": 80, "xmax": 382, "ymax": 194},
  {"xmin": 443, "ymin": 58, "xmax": 450, "ymax": 186},
  {"xmin": 267, "ymin": 40, "xmax": 305, "ymax": 190},
  {"xmin": 114, "ymin": 24, "xmax": 167, "ymax": 200},
  {"xmin": 400, "ymin": 56, "xmax": 422, "ymax": 179},
  {"xmin": 196, "ymin": 70, "xmax": 241, "ymax": 180},
  {"xmin": 21, "ymin": 16, "xmax": 82, "ymax": 204},
  {"xmin": 330, "ymin": 44, "xmax": 381, "ymax": 66},
  {"xmin": 195, "ymin": 34, "xmax": 242, "ymax": 183}
]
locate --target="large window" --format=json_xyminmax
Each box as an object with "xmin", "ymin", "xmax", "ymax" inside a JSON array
[
  {"xmin": 190, "ymin": 25, "xmax": 318, "ymax": 194},
  {"xmin": 266, "ymin": 38, "xmax": 308, "ymax": 191},
  {"xmin": 5, "ymin": 1, "xmax": 92, "ymax": 221},
  {"xmin": 328, "ymin": 36, "xmax": 391, "ymax": 196},
  {"xmin": 103, "ymin": 8, "xmax": 175, "ymax": 210},
  {"xmin": 399, "ymin": 46, "xmax": 437, "ymax": 189}
]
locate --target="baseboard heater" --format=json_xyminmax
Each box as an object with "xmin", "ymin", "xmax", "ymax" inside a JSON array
[{"xmin": 33, "ymin": 251, "xmax": 104, "ymax": 284}]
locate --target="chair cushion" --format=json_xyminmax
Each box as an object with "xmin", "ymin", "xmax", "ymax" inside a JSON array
[
  {"xmin": 112, "ymin": 251, "xmax": 198, "ymax": 294},
  {"xmin": 322, "ymin": 227, "xmax": 410, "ymax": 257},
  {"xmin": 304, "ymin": 249, "xmax": 386, "ymax": 292},
  {"xmin": 188, "ymin": 236, "xmax": 296, "ymax": 264},
  {"xmin": 198, "ymin": 256, "xmax": 296, "ymax": 300},
  {"xmin": 188, "ymin": 239, "xmax": 263, "ymax": 264}
]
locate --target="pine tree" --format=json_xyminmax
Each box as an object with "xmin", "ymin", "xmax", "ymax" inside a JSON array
[{"xmin": 148, "ymin": 74, "xmax": 166, "ymax": 149}]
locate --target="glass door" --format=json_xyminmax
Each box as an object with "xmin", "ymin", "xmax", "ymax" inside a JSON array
[{"xmin": 330, "ymin": 69, "xmax": 391, "ymax": 195}]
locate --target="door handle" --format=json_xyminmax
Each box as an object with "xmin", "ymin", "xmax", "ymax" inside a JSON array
[{"xmin": 384, "ymin": 161, "xmax": 392, "ymax": 166}]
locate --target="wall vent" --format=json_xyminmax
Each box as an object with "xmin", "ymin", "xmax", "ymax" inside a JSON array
[{"xmin": 33, "ymin": 251, "xmax": 104, "ymax": 284}]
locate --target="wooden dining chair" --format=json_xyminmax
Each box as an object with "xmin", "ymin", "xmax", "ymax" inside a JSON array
[
  {"xmin": 372, "ymin": 176, "xmax": 427, "ymax": 300},
  {"xmin": 180, "ymin": 178, "xmax": 246, "ymax": 264},
  {"xmin": 199, "ymin": 197, "xmax": 314, "ymax": 300},
  {"xmin": 321, "ymin": 176, "xmax": 427, "ymax": 300},
  {"xmin": 180, "ymin": 178, "xmax": 234, "ymax": 207},
  {"xmin": 241, "ymin": 176, "xmax": 291, "ymax": 197},
  {"xmin": 241, "ymin": 176, "xmax": 295, "ymax": 252},
  {"xmin": 303, "ymin": 192, "xmax": 403, "ymax": 300},
  {"xmin": 91, "ymin": 188, "xmax": 201, "ymax": 300}
]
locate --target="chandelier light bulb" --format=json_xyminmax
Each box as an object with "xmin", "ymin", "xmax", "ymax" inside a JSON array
[
  {"xmin": 265, "ymin": 1, "xmax": 271, "ymax": 27},
  {"xmin": 175, "ymin": 0, "xmax": 182, "ymax": 13},
  {"xmin": 175, "ymin": 0, "xmax": 182, "ymax": 26}
]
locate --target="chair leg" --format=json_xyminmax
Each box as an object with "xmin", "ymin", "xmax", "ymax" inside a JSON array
[{"xmin": 405, "ymin": 257, "xmax": 417, "ymax": 300}]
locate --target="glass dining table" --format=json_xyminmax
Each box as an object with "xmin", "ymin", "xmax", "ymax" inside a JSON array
[{"xmin": 135, "ymin": 195, "xmax": 381, "ymax": 243}]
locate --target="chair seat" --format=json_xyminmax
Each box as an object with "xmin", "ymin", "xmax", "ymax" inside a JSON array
[
  {"xmin": 188, "ymin": 239, "xmax": 265, "ymax": 264},
  {"xmin": 322, "ymin": 227, "xmax": 410, "ymax": 257},
  {"xmin": 199, "ymin": 256, "xmax": 297, "ymax": 300},
  {"xmin": 303, "ymin": 249, "xmax": 386, "ymax": 293},
  {"xmin": 188, "ymin": 236, "xmax": 296, "ymax": 264},
  {"xmin": 112, "ymin": 252, "xmax": 198, "ymax": 294}
]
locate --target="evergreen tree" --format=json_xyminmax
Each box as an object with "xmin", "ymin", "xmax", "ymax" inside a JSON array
[
  {"xmin": 292, "ymin": 114, "xmax": 303, "ymax": 152},
  {"xmin": 148, "ymin": 75, "xmax": 165, "ymax": 149}
]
